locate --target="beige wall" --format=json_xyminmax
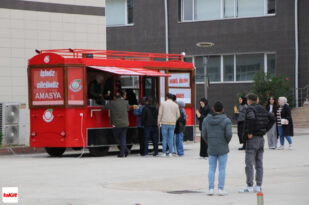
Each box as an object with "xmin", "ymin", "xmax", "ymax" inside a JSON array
[
  {"xmin": 0, "ymin": 3, "xmax": 106, "ymax": 145},
  {"xmin": 22, "ymin": 0, "xmax": 105, "ymax": 7}
]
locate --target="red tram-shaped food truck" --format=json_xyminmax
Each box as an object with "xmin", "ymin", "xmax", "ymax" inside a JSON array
[{"xmin": 28, "ymin": 49, "xmax": 195, "ymax": 156}]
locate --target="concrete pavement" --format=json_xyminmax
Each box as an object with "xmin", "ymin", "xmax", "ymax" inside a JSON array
[{"xmin": 0, "ymin": 131, "xmax": 308, "ymax": 205}]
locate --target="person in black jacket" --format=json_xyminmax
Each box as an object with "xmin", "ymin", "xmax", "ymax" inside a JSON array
[
  {"xmin": 175, "ymin": 101, "xmax": 187, "ymax": 156},
  {"xmin": 141, "ymin": 98, "xmax": 159, "ymax": 156},
  {"xmin": 234, "ymin": 96, "xmax": 248, "ymax": 150},
  {"xmin": 196, "ymin": 98, "xmax": 212, "ymax": 158},
  {"xmin": 240, "ymin": 93, "xmax": 275, "ymax": 193},
  {"xmin": 277, "ymin": 97, "xmax": 294, "ymax": 150}
]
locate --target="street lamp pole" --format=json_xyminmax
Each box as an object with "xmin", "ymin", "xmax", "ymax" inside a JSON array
[
  {"xmin": 196, "ymin": 42, "xmax": 214, "ymax": 99},
  {"xmin": 203, "ymin": 56, "xmax": 208, "ymax": 99}
]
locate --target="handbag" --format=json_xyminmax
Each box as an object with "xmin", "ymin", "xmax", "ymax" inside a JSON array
[{"xmin": 281, "ymin": 118, "xmax": 289, "ymax": 125}]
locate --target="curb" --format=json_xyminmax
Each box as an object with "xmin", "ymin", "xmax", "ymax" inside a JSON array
[{"xmin": 0, "ymin": 147, "xmax": 45, "ymax": 155}]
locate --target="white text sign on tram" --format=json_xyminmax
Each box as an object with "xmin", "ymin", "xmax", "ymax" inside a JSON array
[
  {"xmin": 168, "ymin": 73, "xmax": 190, "ymax": 88},
  {"xmin": 169, "ymin": 88, "xmax": 191, "ymax": 104}
]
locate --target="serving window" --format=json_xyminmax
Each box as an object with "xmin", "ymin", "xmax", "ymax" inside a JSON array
[{"xmin": 120, "ymin": 76, "xmax": 140, "ymax": 105}]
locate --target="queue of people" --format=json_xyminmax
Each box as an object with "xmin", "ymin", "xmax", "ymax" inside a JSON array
[{"xmin": 106, "ymin": 91, "xmax": 187, "ymax": 158}]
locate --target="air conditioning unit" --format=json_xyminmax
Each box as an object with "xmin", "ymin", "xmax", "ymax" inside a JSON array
[
  {"xmin": 3, "ymin": 125, "xmax": 19, "ymax": 145},
  {"xmin": 0, "ymin": 103, "xmax": 26, "ymax": 145}
]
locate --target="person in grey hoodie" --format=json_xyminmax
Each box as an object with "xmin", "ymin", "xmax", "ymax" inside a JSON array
[{"xmin": 202, "ymin": 101, "xmax": 232, "ymax": 196}]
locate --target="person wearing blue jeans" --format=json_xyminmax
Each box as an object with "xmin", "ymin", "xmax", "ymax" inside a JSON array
[
  {"xmin": 277, "ymin": 97, "xmax": 294, "ymax": 150},
  {"xmin": 175, "ymin": 132, "xmax": 184, "ymax": 156},
  {"xmin": 174, "ymin": 101, "xmax": 186, "ymax": 156},
  {"xmin": 161, "ymin": 124, "xmax": 175, "ymax": 155},
  {"xmin": 208, "ymin": 154, "xmax": 228, "ymax": 191},
  {"xmin": 202, "ymin": 101, "xmax": 232, "ymax": 195},
  {"xmin": 141, "ymin": 97, "xmax": 159, "ymax": 156},
  {"xmin": 277, "ymin": 126, "xmax": 292, "ymax": 146},
  {"xmin": 144, "ymin": 127, "xmax": 159, "ymax": 156},
  {"xmin": 158, "ymin": 93, "xmax": 180, "ymax": 157}
]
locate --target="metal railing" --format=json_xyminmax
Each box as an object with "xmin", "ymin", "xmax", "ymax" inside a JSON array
[
  {"xmin": 38, "ymin": 49, "xmax": 184, "ymax": 62},
  {"xmin": 294, "ymin": 84, "xmax": 309, "ymax": 107}
]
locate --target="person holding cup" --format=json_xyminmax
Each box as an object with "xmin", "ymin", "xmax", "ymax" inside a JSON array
[{"xmin": 277, "ymin": 97, "xmax": 294, "ymax": 150}]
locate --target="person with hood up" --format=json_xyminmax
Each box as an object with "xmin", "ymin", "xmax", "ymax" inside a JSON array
[
  {"xmin": 174, "ymin": 101, "xmax": 187, "ymax": 156},
  {"xmin": 142, "ymin": 98, "xmax": 159, "ymax": 156},
  {"xmin": 202, "ymin": 101, "xmax": 232, "ymax": 196}
]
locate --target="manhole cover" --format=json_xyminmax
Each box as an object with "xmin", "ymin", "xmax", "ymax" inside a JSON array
[{"xmin": 167, "ymin": 190, "xmax": 202, "ymax": 194}]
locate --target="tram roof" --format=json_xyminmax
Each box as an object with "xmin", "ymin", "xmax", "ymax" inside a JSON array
[{"xmin": 28, "ymin": 49, "xmax": 194, "ymax": 70}]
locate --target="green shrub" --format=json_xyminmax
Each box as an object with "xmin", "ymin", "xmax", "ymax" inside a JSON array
[{"xmin": 238, "ymin": 72, "xmax": 294, "ymax": 107}]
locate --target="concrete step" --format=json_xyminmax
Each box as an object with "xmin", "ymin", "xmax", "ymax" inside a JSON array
[
  {"xmin": 291, "ymin": 117, "xmax": 309, "ymax": 120},
  {"xmin": 290, "ymin": 107, "xmax": 309, "ymax": 128}
]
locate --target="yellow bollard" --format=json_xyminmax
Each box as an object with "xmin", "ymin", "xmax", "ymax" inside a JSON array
[{"xmin": 257, "ymin": 192, "xmax": 264, "ymax": 205}]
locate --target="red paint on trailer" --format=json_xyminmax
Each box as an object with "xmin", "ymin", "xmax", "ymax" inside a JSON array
[{"xmin": 28, "ymin": 49, "xmax": 195, "ymax": 148}]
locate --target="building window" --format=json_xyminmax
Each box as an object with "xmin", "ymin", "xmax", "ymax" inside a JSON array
[
  {"xmin": 194, "ymin": 56, "xmax": 204, "ymax": 83},
  {"xmin": 181, "ymin": 0, "xmax": 275, "ymax": 22},
  {"xmin": 223, "ymin": 55, "xmax": 234, "ymax": 81},
  {"xmin": 267, "ymin": 0, "xmax": 276, "ymax": 14},
  {"xmin": 106, "ymin": 0, "xmax": 134, "ymax": 26},
  {"xmin": 127, "ymin": 0, "xmax": 134, "ymax": 24},
  {"xmin": 224, "ymin": 0, "xmax": 236, "ymax": 18},
  {"xmin": 182, "ymin": 0, "xmax": 194, "ymax": 21},
  {"xmin": 237, "ymin": 0, "xmax": 264, "ymax": 18},
  {"xmin": 206, "ymin": 56, "xmax": 221, "ymax": 82},
  {"xmin": 194, "ymin": 0, "xmax": 221, "ymax": 21},
  {"xmin": 184, "ymin": 57, "xmax": 193, "ymax": 63},
  {"xmin": 236, "ymin": 54, "xmax": 264, "ymax": 81},
  {"xmin": 194, "ymin": 53, "xmax": 276, "ymax": 83},
  {"xmin": 267, "ymin": 54, "xmax": 276, "ymax": 75}
]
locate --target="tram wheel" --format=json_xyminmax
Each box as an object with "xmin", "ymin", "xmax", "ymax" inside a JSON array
[
  {"xmin": 88, "ymin": 146, "xmax": 109, "ymax": 157},
  {"xmin": 45, "ymin": 147, "xmax": 66, "ymax": 157}
]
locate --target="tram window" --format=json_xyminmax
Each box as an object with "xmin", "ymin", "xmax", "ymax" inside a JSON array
[
  {"xmin": 143, "ymin": 77, "xmax": 158, "ymax": 105},
  {"xmin": 120, "ymin": 76, "xmax": 140, "ymax": 105},
  {"xmin": 87, "ymin": 69, "xmax": 114, "ymax": 105},
  {"xmin": 120, "ymin": 76, "xmax": 139, "ymax": 89}
]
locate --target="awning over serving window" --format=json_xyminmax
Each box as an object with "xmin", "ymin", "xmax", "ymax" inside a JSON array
[{"xmin": 88, "ymin": 66, "xmax": 170, "ymax": 77}]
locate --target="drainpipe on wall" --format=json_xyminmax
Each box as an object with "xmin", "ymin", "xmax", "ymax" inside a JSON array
[
  {"xmin": 164, "ymin": 0, "xmax": 169, "ymax": 55},
  {"xmin": 295, "ymin": 0, "xmax": 299, "ymax": 107}
]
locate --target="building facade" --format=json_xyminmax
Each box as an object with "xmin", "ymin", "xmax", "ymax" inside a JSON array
[
  {"xmin": 0, "ymin": 0, "xmax": 106, "ymax": 144},
  {"xmin": 107, "ymin": 0, "xmax": 309, "ymax": 119}
]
